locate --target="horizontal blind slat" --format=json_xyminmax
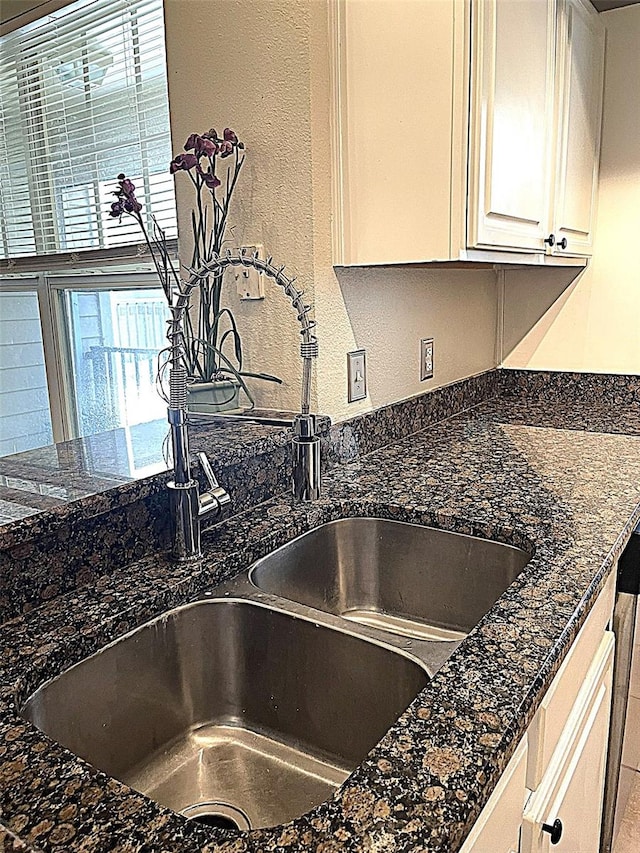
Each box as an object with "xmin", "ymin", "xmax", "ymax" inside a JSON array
[
  {"xmin": 9, "ymin": 0, "xmax": 164, "ymax": 47},
  {"xmin": 0, "ymin": 0, "xmax": 176, "ymax": 262}
]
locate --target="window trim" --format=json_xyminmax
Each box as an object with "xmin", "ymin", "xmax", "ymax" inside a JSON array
[
  {"xmin": 0, "ymin": 274, "xmax": 63, "ymax": 446},
  {"xmin": 0, "ymin": 2, "xmax": 74, "ymax": 39},
  {"xmin": 0, "ymin": 238, "xmax": 178, "ymax": 275}
]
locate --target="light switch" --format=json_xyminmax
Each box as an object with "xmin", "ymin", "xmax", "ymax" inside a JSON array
[{"xmin": 347, "ymin": 349, "xmax": 367, "ymax": 402}]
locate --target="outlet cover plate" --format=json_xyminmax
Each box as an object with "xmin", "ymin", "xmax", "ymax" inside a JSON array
[
  {"xmin": 347, "ymin": 349, "xmax": 367, "ymax": 402},
  {"xmin": 420, "ymin": 337, "xmax": 434, "ymax": 381}
]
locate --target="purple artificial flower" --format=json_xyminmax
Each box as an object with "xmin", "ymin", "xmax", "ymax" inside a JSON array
[
  {"xmin": 216, "ymin": 128, "xmax": 244, "ymax": 157},
  {"xmin": 111, "ymin": 175, "xmax": 142, "ymax": 216},
  {"xmin": 109, "ymin": 200, "xmax": 125, "ymax": 219},
  {"xmin": 184, "ymin": 134, "xmax": 217, "ymax": 158},
  {"xmin": 196, "ymin": 161, "xmax": 221, "ymax": 189},
  {"xmin": 110, "ymin": 120, "xmax": 252, "ymax": 385},
  {"xmin": 199, "ymin": 136, "xmax": 217, "ymax": 157},
  {"xmin": 123, "ymin": 197, "xmax": 142, "ymax": 213},
  {"xmin": 184, "ymin": 133, "xmax": 200, "ymax": 151},
  {"xmin": 202, "ymin": 170, "xmax": 221, "ymax": 190},
  {"xmin": 170, "ymin": 153, "xmax": 199, "ymax": 173},
  {"xmin": 119, "ymin": 177, "xmax": 136, "ymax": 195}
]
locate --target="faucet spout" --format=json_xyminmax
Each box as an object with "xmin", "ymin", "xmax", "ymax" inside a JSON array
[{"xmin": 196, "ymin": 249, "xmax": 322, "ymax": 501}]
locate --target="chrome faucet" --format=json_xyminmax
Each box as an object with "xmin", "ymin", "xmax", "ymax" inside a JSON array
[
  {"xmin": 164, "ymin": 249, "xmax": 320, "ymax": 561},
  {"xmin": 165, "ymin": 371, "xmax": 231, "ymax": 560}
]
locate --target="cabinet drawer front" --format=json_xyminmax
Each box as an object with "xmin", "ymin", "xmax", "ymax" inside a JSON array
[
  {"xmin": 527, "ymin": 570, "xmax": 615, "ymax": 789},
  {"xmin": 460, "ymin": 736, "xmax": 528, "ymax": 853},
  {"xmin": 522, "ymin": 631, "xmax": 614, "ymax": 853}
]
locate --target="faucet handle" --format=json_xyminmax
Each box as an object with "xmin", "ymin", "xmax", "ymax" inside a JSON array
[{"xmin": 196, "ymin": 451, "xmax": 231, "ymax": 516}]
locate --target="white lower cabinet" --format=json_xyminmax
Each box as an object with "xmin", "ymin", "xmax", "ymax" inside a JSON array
[
  {"xmin": 521, "ymin": 631, "xmax": 615, "ymax": 853},
  {"xmin": 462, "ymin": 572, "xmax": 616, "ymax": 852},
  {"xmin": 460, "ymin": 737, "xmax": 529, "ymax": 853}
]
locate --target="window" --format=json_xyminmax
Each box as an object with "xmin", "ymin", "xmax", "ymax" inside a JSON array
[
  {"xmin": 0, "ymin": 0, "xmax": 176, "ymax": 259},
  {"xmin": 0, "ymin": 272, "xmax": 169, "ymax": 457},
  {"xmin": 58, "ymin": 276, "xmax": 167, "ymax": 435},
  {"xmin": 0, "ymin": 0, "xmax": 176, "ymax": 458}
]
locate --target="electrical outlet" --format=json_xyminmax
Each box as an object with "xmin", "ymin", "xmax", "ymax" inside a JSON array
[
  {"xmin": 420, "ymin": 337, "xmax": 434, "ymax": 381},
  {"xmin": 347, "ymin": 349, "xmax": 367, "ymax": 402},
  {"xmin": 234, "ymin": 245, "xmax": 265, "ymax": 300}
]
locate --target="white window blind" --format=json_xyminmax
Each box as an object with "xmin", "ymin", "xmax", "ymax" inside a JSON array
[{"xmin": 0, "ymin": 0, "xmax": 176, "ymax": 260}]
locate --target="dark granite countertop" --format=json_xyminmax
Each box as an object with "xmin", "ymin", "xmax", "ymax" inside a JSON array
[
  {"xmin": 0, "ymin": 416, "xmax": 294, "ymax": 550},
  {"xmin": 3, "ymin": 392, "xmax": 640, "ymax": 852}
]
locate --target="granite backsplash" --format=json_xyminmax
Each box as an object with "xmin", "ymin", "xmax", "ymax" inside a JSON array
[
  {"xmin": 325, "ymin": 368, "xmax": 502, "ymax": 464},
  {"xmin": 0, "ymin": 370, "xmax": 504, "ymax": 622},
  {"xmin": 500, "ymin": 367, "xmax": 640, "ymax": 405}
]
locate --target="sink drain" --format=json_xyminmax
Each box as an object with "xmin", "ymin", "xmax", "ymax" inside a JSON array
[{"xmin": 182, "ymin": 801, "xmax": 251, "ymax": 831}]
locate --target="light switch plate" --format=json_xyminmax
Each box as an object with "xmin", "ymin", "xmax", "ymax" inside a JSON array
[
  {"xmin": 347, "ymin": 349, "xmax": 367, "ymax": 402},
  {"xmin": 234, "ymin": 245, "xmax": 265, "ymax": 300}
]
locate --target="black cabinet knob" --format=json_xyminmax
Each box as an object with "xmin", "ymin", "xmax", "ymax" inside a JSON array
[
  {"xmin": 557, "ymin": 237, "xmax": 568, "ymax": 250},
  {"xmin": 542, "ymin": 818, "xmax": 563, "ymax": 845},
  {"xmin": 544, "ymin": 233, "xmax": 556, "ymax": 246}
]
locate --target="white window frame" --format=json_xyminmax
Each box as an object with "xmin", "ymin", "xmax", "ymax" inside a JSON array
[{"xmin": 0, "ymin": 274, "xmax": 64, "ymax": 443}]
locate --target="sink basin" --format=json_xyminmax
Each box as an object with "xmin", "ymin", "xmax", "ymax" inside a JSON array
[
  {"xmin": 21, "ymin": 598, "xmax": 427, "ymax": 830},
  {"xmin": 251, "ymin": 518, "xmax": 532, "ymax": 641}
]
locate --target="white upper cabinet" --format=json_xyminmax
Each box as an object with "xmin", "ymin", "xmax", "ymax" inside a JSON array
[
  {"xmin": 551, "ymin": 0, "xmax": 606, "ymax": 256},
  {"xmin": 468, "ymin": 0, "xmax": 556, "ymax": 252},
  {"xmin": 330, "ymin": 0, "xmax": 462, "ymax": 266},
  {"xmin": 330, "ymin": 0, "xmax": 605, "ymax": 266}
]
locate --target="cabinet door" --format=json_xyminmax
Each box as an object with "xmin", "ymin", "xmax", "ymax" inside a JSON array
[
  {"xmin": 468, "ymin": 0, "xmax": 556, "ymax": 252},
  {"xmin": 522, "ymin": 631, "xmax": 614, "ymax": 853},
  {"xmin": 551, "ymin": 0, "xmax": 605, "ymax": 256},
  {"xmin": 331, "ymin": 0, "xmax": 460, "ymax": 266},
  {"xmin": 459, "ymin": 736, "xmax": 528, "ymax": 853}
]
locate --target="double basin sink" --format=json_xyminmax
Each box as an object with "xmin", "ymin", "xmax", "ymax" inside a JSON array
[{"xmin": 21, "ymin": 518, "xmax": 531, "ymax": 833}]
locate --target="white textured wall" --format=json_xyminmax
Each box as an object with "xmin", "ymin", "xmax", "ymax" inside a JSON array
[
  {"xmin": 306, "ymin": 0, "xmax": 499, "ymax": 419},
  {"xmin": 321, "ymin": 267, "xmax": 499, "ymax": 416},
  {"xmin": 503, "ymin": 5, "xmax": 640, "ymax": 373},
  {"xmin": 163, "ymin": 0, "xmax": 311, "ymax": 411},
  {"xmin": 165, "ymin": 0, "xmax": 500, "ymax": 419}
]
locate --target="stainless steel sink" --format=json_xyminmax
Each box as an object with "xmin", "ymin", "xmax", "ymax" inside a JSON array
[
  {"xmin": 20, "ymin": 517, "xmax": 530, "ymax": 832},
  {"xmin": 250, "ymin": 518, "xmax": 532, "ymax": 642},
  {"xmin": 21, "ymin": 598, "xmax": 427, "ymax": 830}
]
